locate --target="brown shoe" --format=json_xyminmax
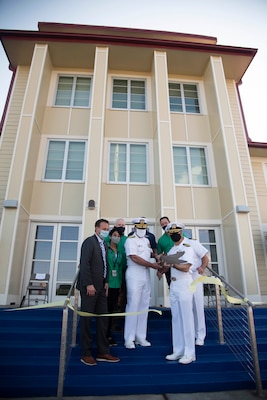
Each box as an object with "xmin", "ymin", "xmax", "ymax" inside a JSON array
[
  {"xmin": 96, "ymin": 353, "xmax": 120, "ymax": 362},
  {"xmin": 81, "ymin": 355, "xmax": 97, "ymax": 366}
]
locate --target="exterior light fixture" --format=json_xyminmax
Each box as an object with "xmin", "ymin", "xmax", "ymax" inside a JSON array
[{"xmin": 88, "ymin": 200, "xmax": 95, "ymax": 210}]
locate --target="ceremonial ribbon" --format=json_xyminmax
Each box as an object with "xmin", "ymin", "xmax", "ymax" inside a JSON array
[
  {"xmin": 190, "ymin": 275, "xmax": 249, "ymax": 305},
  {"xmin": 6, "ymin": 298, "xmax": 162, "ymax": 317}
]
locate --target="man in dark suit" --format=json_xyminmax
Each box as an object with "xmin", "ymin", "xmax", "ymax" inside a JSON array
[{"xmin": 78, "ymin": 218, "xmax": 120, "ymax": 366}]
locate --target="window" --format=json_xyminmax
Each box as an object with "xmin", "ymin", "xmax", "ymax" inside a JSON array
[
  {"xmin": 173, "ymin": 146, "xmax": 209, "ymax": 185},
  {"xmin": 109, "ymin": 143, "xmax": 148, "ymax": 183},
  {"xmin": 169, "ymin": 82, "xmax": 200, "ymax": 113},
  {"xmin": 183, "ymin": 228, "xmax": 219, "ymax": 274},
  {"xmin": 55, "ymin": 76, "xmax": 91, "ymax": 107},
  {"xmin": 112, "ymin": 79, "xmax": 146, "ymax": 110},
  {"xmin": 44, "ymin": 140, "xmax": 86, "ymax": 181}
]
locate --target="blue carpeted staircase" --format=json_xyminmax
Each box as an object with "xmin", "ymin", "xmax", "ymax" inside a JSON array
[{"xmin": 0, "ymin": 306, "xmax": 267, "ymax": 398}]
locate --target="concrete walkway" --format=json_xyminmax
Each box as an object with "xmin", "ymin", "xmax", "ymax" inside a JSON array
[{"xmin": 6, "ymin": 390, "xmax": 267, "ymax": 400}]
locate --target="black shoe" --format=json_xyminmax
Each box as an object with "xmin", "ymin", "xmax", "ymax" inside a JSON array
[{"xmin": 108, "ymin": 337, "xmax": 117, "ymax": 346}]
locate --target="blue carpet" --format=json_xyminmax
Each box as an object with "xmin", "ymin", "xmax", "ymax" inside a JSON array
[{"xmin": 0, "ymin": 306, "xmax": 266, "ymax": 397}]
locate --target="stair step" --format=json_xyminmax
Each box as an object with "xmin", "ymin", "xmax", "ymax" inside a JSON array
[{"xmin": 0, "ymin": 306, "xmax": 267, "ymax": 398}]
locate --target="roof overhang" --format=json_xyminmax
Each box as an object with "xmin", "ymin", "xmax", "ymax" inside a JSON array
[
  {"xmin": 0, "ymin": 22, "xmax": 257, "ymax": 82},
  {"xmin": 248, "ymin": 142, "xmax": 267, "ymax": 157}
]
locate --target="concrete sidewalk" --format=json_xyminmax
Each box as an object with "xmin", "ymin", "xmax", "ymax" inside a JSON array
[{"xmin": 5, "ymin": 390, "xmax": 267, "ymax": 400}]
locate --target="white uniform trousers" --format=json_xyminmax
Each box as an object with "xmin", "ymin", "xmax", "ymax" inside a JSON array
[
  {"xmin": 192, "ymin": 271, "xmax": 206, "ymax": 342},
  {"xmin": 170, "ymin": 277, "xmax": 195, "ymax": 358},
  {"xmin": 124, "ymin": 266, "xmax": 151, "ymax": 342}
]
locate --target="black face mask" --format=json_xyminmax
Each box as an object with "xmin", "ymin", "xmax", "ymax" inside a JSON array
[
  {"xmin": 170, "ymin": 233, "xmax": 181, "ymax": 242},
  {"xmin": 116, "ymin": 226, "xmax": 125, "ymax": 236},
  {"xmin": 162, "ymin": 225, "xmax": 168, "ymax": 231}
]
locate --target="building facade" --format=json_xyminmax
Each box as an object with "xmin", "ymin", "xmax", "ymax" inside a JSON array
[{"xmin": 0, "ymin": 23, "xmax": 266, "ymax": 307}]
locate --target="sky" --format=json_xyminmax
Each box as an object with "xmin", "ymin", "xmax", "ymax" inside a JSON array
[{"xmin": 0, "ymin": 0, "xmax": 266, "ymax": 143}]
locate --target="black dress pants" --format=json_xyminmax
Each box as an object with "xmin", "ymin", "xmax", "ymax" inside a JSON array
[{"xmin": 80, "ymin": 287, "xmax": 110, "ymax": 356}]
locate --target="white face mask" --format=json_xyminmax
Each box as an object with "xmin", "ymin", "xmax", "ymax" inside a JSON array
[
  {"xmin": 100, "ymin": 230, "xmax": 109, "ymax": 239},
  {"xmin": 136, "ymin": 228, "xmax": 146, "ymax": 238},
  {"xmin": 111, "ymin": 236, "xmax": 120, "ymax": 244}
]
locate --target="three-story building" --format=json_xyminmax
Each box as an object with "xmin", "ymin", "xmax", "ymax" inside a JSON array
[{"xmin": 0, "ymin": 22, "xmax": 266, "ymax": 306}]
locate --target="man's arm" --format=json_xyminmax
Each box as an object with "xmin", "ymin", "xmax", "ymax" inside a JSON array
[
  {"xmin": 197, "ymin": 254, "xmax": 210, "ymax": 275},
  {"xmin": 129, "ymin": 254, "xmax": 161, "ymax": 270}
]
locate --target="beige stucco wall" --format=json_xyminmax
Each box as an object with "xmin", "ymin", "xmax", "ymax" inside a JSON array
[{"xmin": 0, "ymin": 44, "xmax": 54, "ymax": 302}]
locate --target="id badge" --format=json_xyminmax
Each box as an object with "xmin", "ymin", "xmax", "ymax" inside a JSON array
[{"xmin": 112, "ymin": 270, "xmax": 117, "ymax": 277}]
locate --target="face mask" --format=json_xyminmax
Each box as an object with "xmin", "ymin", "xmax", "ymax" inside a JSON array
[
  {"xmin": 162, "ymin": 225, "xmax": 168, "ymax": 231},
  {"xmin": 170, "ymin": 233, "xmax": 181, "ymax": 242},
  {"xmin": 100, "ymin": 230, "xmax": 109, "ymax": 239},
  {"xmin": 136, "ymin": 228, "xmax": 146, "ymax": 238},
  {"xmin": 116, "ymin": 226, "xmax": 125, "ymax": 235},
  {"xmin": 111, "ymin": 236, "xmax": 120, "ymax": 244}
]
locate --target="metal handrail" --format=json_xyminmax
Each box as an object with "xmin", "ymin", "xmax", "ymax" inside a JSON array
[
  {"xmin": 206, "ymin": 266, "xmax": 264, "ymax": 397},
  {"xmin": 57, "ymin": 269, "xmax": 80, "ymax": 400}
]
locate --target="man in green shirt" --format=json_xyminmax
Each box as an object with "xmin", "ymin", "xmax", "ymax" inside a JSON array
[{"xmin": 157, "ymin": 216, "xmax": 173, "ymax": 286}]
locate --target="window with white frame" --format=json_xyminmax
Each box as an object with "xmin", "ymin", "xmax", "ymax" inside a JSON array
[
  {"xmin": 44, "ymin": 140, "xmax": 86, "ymax": 181},
  {"xmin": 108, "ymin": 142, "xmax": 148, "ymax": 183},
  {"xmin": 183, "ymin": 227, "xmax": 219, "ymax": 274},
  {"xmin": 169, "ymin": 82, "xmax": 200, "ymax": 113},
  {"xmin": 173, "ymin": 146, "xmax": 209, "ymax": 185},
  {"xmin": 55, "ymin": 76, "xmax": 91, "ymax": 107},
  {"xmin": 112, "ymin": 78, "xmax": 146, "ymax": 110}
]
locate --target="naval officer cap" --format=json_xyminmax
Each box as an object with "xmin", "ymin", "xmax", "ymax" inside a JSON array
[
  {"xmin": 132, "ymin": 217, "xmax": 148, "ymax": 229},
  {"xmin": 165, "ymin": 221, "xmax": 185, "ymax": 234}
]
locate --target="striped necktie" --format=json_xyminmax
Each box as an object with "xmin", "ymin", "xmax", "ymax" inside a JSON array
[{"xmin": 99, "ymin": 240, "xmax": 107, "ymax": 278}]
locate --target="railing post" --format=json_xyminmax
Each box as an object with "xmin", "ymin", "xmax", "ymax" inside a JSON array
[
  {"xmin": 215, "ymin": 283, "xmax": 225, "ymax": 344},
  {"xmin": 57, "ymin": 306, "xmax": 69, "ymax": 400},
  {"xmin": 247, "ymin": 305, "xmax": 264, "ymax": 397},
  {"xmin": 71, "ymin": 288, "xmax": 79, "ymax": 347}
]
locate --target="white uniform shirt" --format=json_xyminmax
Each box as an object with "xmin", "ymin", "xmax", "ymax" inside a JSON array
[
  {"xmin": 125, "ymin": 234, "xmax": 152, "ymax": 269},
  {"xmin": 168, "ymin": 242, "xmax": 194, "ymax": 280},
  {"xmin": 183, "ymin": 237, "xmax": 209, "ymax": 273}
]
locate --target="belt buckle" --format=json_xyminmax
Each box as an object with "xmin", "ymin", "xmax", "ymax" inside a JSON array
[{"xmin": 171, "ymin": 277, "xmax": 177, "ymax": 281}]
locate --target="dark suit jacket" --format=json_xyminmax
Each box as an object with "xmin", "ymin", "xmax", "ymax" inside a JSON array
[{"xmin": 77, "ymin": 234, "xmax": 108, "ymax": 291}]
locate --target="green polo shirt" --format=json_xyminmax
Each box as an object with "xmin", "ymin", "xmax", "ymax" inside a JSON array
[{"xmin": 157, "ymin": 233, "xmax": 174, "ymax": 254}]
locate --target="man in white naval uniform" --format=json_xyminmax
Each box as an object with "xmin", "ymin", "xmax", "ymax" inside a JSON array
[
  {"xmin": 178, "ymin": 222, "xmax": 210, "ymax": 346},
  {"xmin": 124, "ymin": 218, "xmax": 161, "ymax": 349},
  {"xmin": 164, "ymin": 222, "xmax": 195, "ymax": 364}
]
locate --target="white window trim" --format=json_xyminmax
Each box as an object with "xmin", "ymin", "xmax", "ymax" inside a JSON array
[
  {"xmin": 168, "ymin": 79, "xmax": 207, "ymax": 115},
  {"xmin": 51, "ymin": 73, "xmax": 93, "ymax": 108},
  {"xmin": 107, "ymin": 74, "xmax": 151, "ymax": 111},
  {"xmin": 106, "ymin": 139, "xmax": 150, "ymax": 185},
  {"xmin": 42, "ymin": 138, "xmax": 87, "ymax": 183},
  {"xmin": 173, "ymin": 143, "xmax": 213, "ymax": 187}
]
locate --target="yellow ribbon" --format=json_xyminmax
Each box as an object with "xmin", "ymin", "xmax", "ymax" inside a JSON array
[
  {"xmin": 6, "ymin": 300, "xmax": 66, "ymax": 311},
  {"xmin": 190, "ymin": 276, "xmax": 249, "ymax": 305},
  {"xmin": 6, "ymin": 298, "xmax": 162, "ymax": 317}
]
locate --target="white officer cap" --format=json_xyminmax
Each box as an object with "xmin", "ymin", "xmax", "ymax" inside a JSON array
[
  {"xmin": 165, "ymin": 221, "xmax": 184, "ymax": 234},
  {"xmin": 132, "ymin": 217, "xmax": 148, "ymax": 229}
]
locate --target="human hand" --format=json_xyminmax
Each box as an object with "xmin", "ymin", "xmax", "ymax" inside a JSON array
[{"xmin": 86, "ymin": 284, "xmax": 96, "ymax": 296}]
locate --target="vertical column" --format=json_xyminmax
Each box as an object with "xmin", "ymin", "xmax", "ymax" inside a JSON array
[
  {"xmin": 209, "ymin": 56, "xmax": 259, "ymax": 296},
  {"xmin": 153, "ymin": 51, "xmax": 176, "ymax": 222},
  {"xmin": 0, "ymin": 44, "xmax": 49, "ymax": 304},
  {"xmin": 82, "ymin": 47, "xmax": 109, "ymax": 237}
]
